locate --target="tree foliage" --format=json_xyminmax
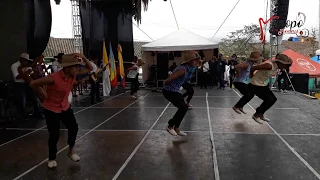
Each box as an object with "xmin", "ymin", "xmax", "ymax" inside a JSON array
[{"xmin": 219, "ymin": 24, "xmax": 263, "ymax": 57}]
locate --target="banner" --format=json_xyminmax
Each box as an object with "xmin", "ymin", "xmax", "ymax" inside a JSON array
[
  {"xmin": 109, "ymin": 43, "xmax": 118, "ymax": 88},
  {"xmin": 118, "ymin": 44, "xmax": 126, "ymax": 88}
]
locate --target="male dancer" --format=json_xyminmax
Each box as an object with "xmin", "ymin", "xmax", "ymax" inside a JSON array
[
  {"xmin": 243, "ymin": 53, "xmax": 292, "ymax": 124},
  {"xmin": 30, "ymin": 53, "xmax": 93, "ymax": 168},
  {"xmin": 182, "ymin": 65, "xmax": 196, "ymax": 109},
  {"xmin": 232, "ymin": 52, "xmax": 262, "ymax": 114},
  {"xmin": 163, "ymin": 51, "xmax": 200, "ymax": 136}
]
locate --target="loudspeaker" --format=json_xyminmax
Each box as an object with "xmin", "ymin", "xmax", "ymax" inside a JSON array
[
  {"xmin": 157, "ymin": 53, "xmax": 169, "ymax": 80},
  {"xmin": 269, "ymin": 0, "xmax": 290, "ymax": 36},
  {"xmin": 288, "ymin": 73, "xmax": 309, "ymax": 94}
]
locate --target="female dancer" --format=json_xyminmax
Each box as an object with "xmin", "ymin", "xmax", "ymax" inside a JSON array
[
  {"xmin": 232, "ymin": 52, "xmax": 262, "ymax": 114},
  {"xmin": 127, "ymin": 58, "xmax": 145, "ymax": 98},
  {"xmin": 30, "ymin": 53, "xmax": 93, "ymax": 168},
  {"xmin": 163, "ymin": 51, "xmax": 200, "ymax": 136}
]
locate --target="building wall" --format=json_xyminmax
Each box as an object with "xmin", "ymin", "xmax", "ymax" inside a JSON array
[{"xmin": 0, "ymin": 0, "xmax": 27, "ymax": 80}]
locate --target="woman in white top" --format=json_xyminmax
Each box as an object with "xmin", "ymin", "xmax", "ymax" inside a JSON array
[{"xmin": 127, "ymin": 58, "xmax": 145, "ymax": 98}]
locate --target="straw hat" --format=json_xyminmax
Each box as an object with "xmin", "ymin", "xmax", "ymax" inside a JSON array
[
  {"xmin": 137, "ymin": 58, "xmax": 145, "ymax": 66},
  {"xmin": 248, "ymin": 51, "xmax": 263, "ymax": 62},
  {"xmin": 20, "ymin": 53, "xmax": 33, "ymax": 61},
  {"xmin": 274, "ymin": 54, "xmax": 293, "ymax": 65},
  {"xmin": 181, "ymin": 51, "xmax": 201, "ymax": 64},
  {"xmin": 59, "ymin": 54, "xmax": 85, "ymax": 67}
]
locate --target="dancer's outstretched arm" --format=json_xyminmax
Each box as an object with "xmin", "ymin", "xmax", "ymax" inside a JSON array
[
  {"xmin": 164, "ymin": 69, "xmax": 185, "ymax": 85},
  {"xmin": 249, "ymin": 63, "xmax": 272, "ymax": 77}
]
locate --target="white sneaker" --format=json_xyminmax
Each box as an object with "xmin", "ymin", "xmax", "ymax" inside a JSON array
[
  {"xmin": 68, "ymin": 153, "xmax": 80, "ymax": 162},
  {"xmin": 176, "ymin": 130, "xmax": 187, "ymax": 136},
  {"xmin": 131, "ymin": 95, "xmax": 137, "ymax": 99},
  {"xmin": 283, "ymin": 90, "xmax": 288, "ymax": 93},
  {"xmin": 252, "ymin": 115, "xmax": 264, "ymax": 124},
  {"xmin": 167, "ymin": 127, "xmax": 178, "ymax": 136},
  {"xmin": 48, "ymin": 160, "xmax": 57, "ymax": 168},
  {"xmin": 260, "ymin": 116, "xmax": 270, "ymax": 122},
  {"xmin": 187, "ymin": 104, "xmax": 193, "ymax": 110}
]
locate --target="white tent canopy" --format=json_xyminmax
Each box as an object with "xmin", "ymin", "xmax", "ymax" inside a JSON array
[{"xmin": 141, "ymin": 29, "xmax": 219, "ymax": 52}]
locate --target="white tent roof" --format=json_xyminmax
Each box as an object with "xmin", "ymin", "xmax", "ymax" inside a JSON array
[{"xmin": 141, "ymin": 29, "xmax": 219, "ymax": 52}]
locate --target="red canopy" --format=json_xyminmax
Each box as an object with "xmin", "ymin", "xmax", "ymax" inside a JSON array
[{"xmin": 268, "ymin": 49, "xmax": 320, "ymax": 78}]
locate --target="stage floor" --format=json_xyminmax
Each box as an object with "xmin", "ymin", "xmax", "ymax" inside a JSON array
[{"xmin": 1, "ymin": 88, "xmax": 320, "ymax": 180}]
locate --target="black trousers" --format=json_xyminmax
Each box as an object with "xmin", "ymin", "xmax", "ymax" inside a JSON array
[
  {"xmin": 277, "ymin": 73, "xmax": 289, "ymax": 90},
  {"xmin": 200, "ymin": 72, "xmax": 209, "ymax": 88},
  {"xmin": 234, "ymin": 82, "xmax": 251, "ymax": 108},
  {"xmin": 241, "ymin": 84, "xmax": 277, "ymax": 115},
  {"xmin": 89, "ymin": 78, "xmax": 100, "ymax": 103},
  {"xmin": 182, "ymin": 82, "xmax": 194, "ymax": 103},
  {"xmin": 229, "ymin": 73, "xmax": 235, "ymax": 88},
  {"xmin": 14, "ymin": 82, "xmax": 40, "ymax": 117},
  {"xmin": 128, "ymin": 78, "xmax": 139, "ymax": 95},
  {"xmin": 210, "ymin": 72, "xmax": 217, "ymax": 86},
  {"xmin": 163, "ymin": 90, "xmax": 188, "ymax": 128},
  {"xmin": 44, "ymin": 107, "xmax": 78, "ymax": 160},
  {"xmin": 218, "ymin": 73, "xmax": 225, "ymax": 88}
]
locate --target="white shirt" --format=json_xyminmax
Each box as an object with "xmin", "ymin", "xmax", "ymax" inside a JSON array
[
  {"xmin": 202, "ymin": 62, "xmax": 210, "ymax": 72},
  {"xmin": 127, "ymin": 64, "xmax": 139, "ymax": 78},
  {"xmin": 51, "ymin": 60, "xmax": 62, "ymax": 73},
  {"xmin": 250, "ymin": 61, "xmax": 278, "ymax": 86},
  {"xmin": 11, "ymin": 61, "xmax": 32, "ymax": 83},
  {"xmin": 90, "ymin": 61, "xmax": 98, "ymax": 73}
]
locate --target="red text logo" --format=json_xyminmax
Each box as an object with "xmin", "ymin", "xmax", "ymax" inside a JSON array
[{"xmin": 259, "ymin": 16, "xmax": 279, "ymax": 44}]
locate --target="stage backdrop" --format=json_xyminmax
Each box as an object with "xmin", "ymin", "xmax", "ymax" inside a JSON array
[{"xmin": 0, "ymin": 0, "xmax": 27, "ymax": 80}]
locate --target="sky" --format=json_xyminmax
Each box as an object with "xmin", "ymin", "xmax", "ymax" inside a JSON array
[{"xmin": 51, "ymin": 0, "xmax": 319, "ymax": 42}]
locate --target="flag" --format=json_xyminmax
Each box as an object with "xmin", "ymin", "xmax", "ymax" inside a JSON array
[
  {"xmin": 118, "ymin": 44, "xmax": 126, "ymax": 88},
  {"xmin": 102, "ymin": 41, "xmax": 111, "ymax": 96},
  {"xmin": 103, "ymin": 41, "xmax": 109, "ymax": 65},
  {"xmin": 109, "ymin": 43, "xmax": 118, "ymax": 88}
]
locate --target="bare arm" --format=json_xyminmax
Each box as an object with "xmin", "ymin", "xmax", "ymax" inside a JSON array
[
  {"xmin": 30, "ymin": 75, "xmax": 55, "ymax": 100},
  {"xmin": 249, "ymin": 63, "xmax": 272, "ymax": 77},
  {"xmin": 235, "ymin": 62, "xmax": 249, "ymax": 76},
  {"xmin": 76, "ymin": 54, "xmax": 94, "ymax": 75},
  {"xmin": 164, "ymin": 69, "xmax": 185, "ymax": 85}
]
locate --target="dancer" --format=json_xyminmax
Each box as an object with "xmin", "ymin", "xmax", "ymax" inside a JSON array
[
  {"xmin": 163, "ymin": 51, "xmax": 200, "ymax": 136},
  {"xmin": 30, "ymin": 53, "xmax": 93, "ymax": 168},
  {"xmin": 232, "ymin": 52, "xmax": 262, "ymax": 114},
  {"xmin": 127, "ymin": 58, "xmax": 145, "ymax": 98},
  {"xmin": 245, "ymin": 53, "xmax": 292, "ymax": 124},
  {"xmin": 182, "ymin": 64, "xmax": 196, "ymax": 109}
]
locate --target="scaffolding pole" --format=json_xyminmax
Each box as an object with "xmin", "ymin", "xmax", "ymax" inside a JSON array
[{"xmin": 71, "ymin": 0, "xmax": 82, "ymax": 53}]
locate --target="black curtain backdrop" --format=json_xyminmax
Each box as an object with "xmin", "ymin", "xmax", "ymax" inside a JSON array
[
  {"xmin": 33, "ymin": 0, "xmax": 52, "ymax": 59},
  {"xmin": 24, "ymin": 0, "xmax": 52, "ymax": 59},
  {"xmin": 80, "ymin": 1, "xmax": 134, "ymax": 63}
]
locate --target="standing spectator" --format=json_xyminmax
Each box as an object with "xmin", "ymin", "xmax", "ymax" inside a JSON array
[
  {"xmin": 277, "ymin": 69, "xmax": 289, "ymax": 93},
  {"xmin": 228, "ymin": 54, "xmax": 238, "ymax": 90},
  {"xmin": 209, "ymin": 56, "xmax": 217, "ymax": 88},
  {"xmin": 199, "ymin": 58, "xmax": 210, "ymax": 89},
  {"xmin": 217, "ymin": 53, "xmax": 227, "ymax": 89}
]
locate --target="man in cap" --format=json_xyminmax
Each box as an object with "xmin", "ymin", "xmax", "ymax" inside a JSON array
[
  {"xmin": 244, "ymin": 53, "xmax": 293, "ymax": 124},
  {"xmin": 11, "ymin": 53, "xmax": 41, "ymax": 120}
]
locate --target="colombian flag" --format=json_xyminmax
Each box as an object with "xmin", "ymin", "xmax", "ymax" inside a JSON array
[
  {"xmin": 109, "ymin": 43, "xmax": 118, "ymax": 88},
  {"xmin": 118, "ymin": 44, "xmax": 126, "ymax": 88}
]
